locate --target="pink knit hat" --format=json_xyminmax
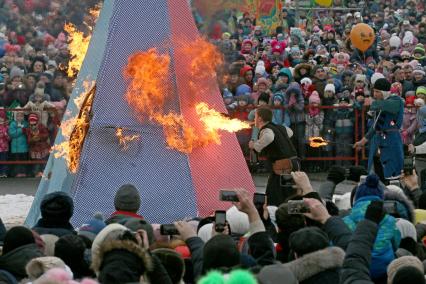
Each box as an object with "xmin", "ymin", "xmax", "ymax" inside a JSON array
[{"xmin": 309, "ymin": 91, "xmax": 321, "ymax": 104}]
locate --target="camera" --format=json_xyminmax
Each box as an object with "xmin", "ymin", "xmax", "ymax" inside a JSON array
[
  {"xmin": 253, "ymin": 193, "xmax": 266, "ymax": 206},
  {"xmin": 383, "ymin": 200, "xmax": 398, "ymax": 215},
  {"xmin": 219, "ymin": 190, "xmax": 239, "ymax": 202},
  {"xmin": 214, "ymin": 210, "xmax": 226, "ymax": 233},
  {"xmin": 160, "ymin": 224, "xmax": 179, "ymax": 235},
  {"xmin": 287, "ymin": 200, "xmax": 310, "ymax": 214},
  {"xmin": 403, "ymin": 157, "xmax": 414, "ymax": 176}
]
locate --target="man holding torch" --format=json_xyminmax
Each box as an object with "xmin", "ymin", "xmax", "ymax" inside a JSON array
[
  {"xmin": 249, "ymin": 106, "xmax": 299, "ymax": 206},
  {"xmin": 354, "ymin": 78, "xmax": 404, "ymax": 180}
]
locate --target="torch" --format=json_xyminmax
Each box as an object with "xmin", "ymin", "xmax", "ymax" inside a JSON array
[{"xmin": 309, "ymin": 137, "xmax": 354, "ymax": 148}]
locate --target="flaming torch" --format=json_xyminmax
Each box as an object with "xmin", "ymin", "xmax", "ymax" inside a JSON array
[{"xmin": 309, "ymin": 137, "xmax": 354, "ymax": 148}]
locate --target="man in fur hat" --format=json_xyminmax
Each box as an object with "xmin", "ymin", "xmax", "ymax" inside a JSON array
[{"xmin": 354, "ymin": 78, "xmax": 404, "ymax": 180}]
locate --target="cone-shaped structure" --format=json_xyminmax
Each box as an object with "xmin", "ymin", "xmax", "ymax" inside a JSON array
[{"xmin": 26, "ymin": 0, "xmax": 255, "ymax": 226}]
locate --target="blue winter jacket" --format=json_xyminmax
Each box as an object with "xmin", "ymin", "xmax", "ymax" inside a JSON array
[
  {"xmin": 8, "ymin": 121, "xmax": 28, "ymax": 154},
  {"xmin": 344, "ymin": 195, "xmax": 401, "ymax": 279}
]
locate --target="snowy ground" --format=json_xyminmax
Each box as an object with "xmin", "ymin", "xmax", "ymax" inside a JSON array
[{"xmin": 0, "ymin": 194, "xmax": 34, "ymax": 228}]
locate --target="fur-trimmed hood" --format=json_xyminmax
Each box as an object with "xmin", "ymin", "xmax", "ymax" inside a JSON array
[
  {"xmin": 384, "ymin": 190, "xmax": 415, "ymax": 223},
  {"xmin": 91, "ymin": 240, "xmax": 153, "ymax": 274},
  {"xmin": 283, "ymin": 247, "xmax": 345, "ymax": 282}
]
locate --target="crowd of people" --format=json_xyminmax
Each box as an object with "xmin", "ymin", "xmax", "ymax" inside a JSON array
[
  {"xmin": 214, "ymin": 0, "xmax": 426, "ymax": 174},
  {"xmin": 1, "ymin": 168, "xmax": 426, "ymax": 284},
  {"xmin": 0, "ymin": 0, "xmax": 98, "ymax": 177}
]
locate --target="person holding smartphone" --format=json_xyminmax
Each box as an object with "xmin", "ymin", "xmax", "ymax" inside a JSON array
[{"xmin": 249, "ymin": 106, "xmax": 298, "ymax": 206}]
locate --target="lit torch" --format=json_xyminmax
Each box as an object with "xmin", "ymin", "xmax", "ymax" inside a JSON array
[{"xmin": 309, "ymin": 137, "xmax": 353, "ymax": 148}]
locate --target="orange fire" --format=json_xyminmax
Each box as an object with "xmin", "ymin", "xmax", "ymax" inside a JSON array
[
  {"xmin": 64, "ymin": 5, "xmax": 100, "ymax": 78},
  {"xmin": 51, "ymin": 83, "xmax": 95, "ymax": 173},
  {"xmin": 123, "ymin": 44, "xmax": 249, "ymax": 154},
  {"xmin": 115, "ymin": 128, "xmax": 140, "ymax": 150},
  {"xmin": 309, "ymin": 137, "xmax": 329, "ymax": 148}
]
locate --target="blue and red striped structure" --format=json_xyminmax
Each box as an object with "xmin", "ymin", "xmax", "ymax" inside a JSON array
[{"xmin": 26, "ymin": 0, "xmax": 255, "ymax": 226}]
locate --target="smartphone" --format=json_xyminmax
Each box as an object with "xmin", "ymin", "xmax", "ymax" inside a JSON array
[
  {"xmin": 383, "ymin": 201, "xmax": 398, "ymax": 215},
  {"xmin": 215, "ymin": 210, "xmax": 227, "ymax": 233},
  {"xmin": 160, "ymin": 224, "xmax": 179, "ymax": 235},
  {"xmin": 219, "ymin": 190, "xmax": 239, "ymax": 202},
  {"xmin": 287, "ymin": 200, "xmax": 310, "ymax": 214},
  {"xmin": 253, "ymin": 193, "xmax": 266, "ymax": 206},
  {"xmin": 403, "ymin": 157, "xmax": 414, "ymax": 176},
  {"xmin": 280, "ymin": 174, "xmax": 295, "ymax": 187}
]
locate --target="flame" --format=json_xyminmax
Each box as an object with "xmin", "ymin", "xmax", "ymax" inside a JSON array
[
  {"xmin": 309, "ymin": 137, "xmax": 329, "ymax": 148},
  {"xmin": 124, "ymin": 41, "xmax": 248, "ymax": 153},
  {"xmin": 64, "ymin": 4, "xmax": 100, "ymax": 78},
  {"xmin": 115, "ymin": 128, "xmax": 140, "ymax": 150},
  {"xmin": 64, "ymin": 23, "xmax": 92, "ymax": 78},
  {"xmin": 51, "ymin": 84, "xmax": 95, "ymax": 173}
]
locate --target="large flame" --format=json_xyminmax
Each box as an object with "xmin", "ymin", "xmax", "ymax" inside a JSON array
[
  {"xmin": 123, "ymin": 42, "xmax": 249, "ymax": 153},
  {"xmin": 115, "ymin": 128, "xmax": 140, "ymax": 150},
  {"xmin": 51, "ymin": 82, "xmax": 95, "ymax": 173},
  {"xmin": 64, "ymin": 5, "xmax": 100, "ymax": 78},
  {"xmin": 309, "ymin": 137, "xmax": 329, "ymax": 148}
]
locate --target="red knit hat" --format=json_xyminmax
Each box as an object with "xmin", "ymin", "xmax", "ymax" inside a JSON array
[
  {"xmin": 28, "ymin": 113, "xmax": 39, "ymax": 124},
  {"xmin": 405, "ymin": 95, "xmax": 416, "ymax": 106},
  {"xmin": 239, "ymin": 65, "xmax": 253, "ymax": 77}
]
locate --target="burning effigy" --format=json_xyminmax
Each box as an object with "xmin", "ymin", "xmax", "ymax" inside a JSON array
[{"xmin": 26, "ymin": 0, "xmax": 255, "ymax": 226}]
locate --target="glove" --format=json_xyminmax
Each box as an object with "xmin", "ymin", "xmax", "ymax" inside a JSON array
[
  {"xmin": 365, "ymin": 200, "xmax": 385, "ymax": 225},
  {"xmin": 327, "ymin": 166, "xmax": 346, "ymax": 184},
  {"xmin": 347, "ymin": 166, "xmax": 368, "ymax": 182}
]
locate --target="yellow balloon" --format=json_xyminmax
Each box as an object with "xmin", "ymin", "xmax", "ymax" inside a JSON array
[
  {"xmin": 350, "ymin": 23, "xmax": 376, "ymax": 52},
  {"xmin": 315, "ymin": 0, "xmax": 333, "ymax": 7}
]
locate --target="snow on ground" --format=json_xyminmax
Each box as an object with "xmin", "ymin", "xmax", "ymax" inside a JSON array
[{"xmin": 0, "ymin": 194, "xmax": 33, "ymax": 228}]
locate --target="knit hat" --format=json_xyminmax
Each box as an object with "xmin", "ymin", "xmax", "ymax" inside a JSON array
[
  {"xmin": 123, "ymin": 219, "xmax": 155, "ymax": 245},
  {"xmin": 236, "ymin": 84, "xmax": 251, "ymax": 97},
  {"xmin": 255, "ymin": 64, "xmax": 266, "ymax": 75},
  {"xmin": 413, "ymin": 65, "xmax": 426, "ymax": 76},
  {"xmin": 114, "ymin": 184, "xmax": 140, "ymax": 212},
  {"xmin": 309, "ymin": 91, "xmax": 321, "ymax": 104},
  {"xmin": 40, "ymin": 192, "xmax": 74, "ymax": 222},
  {"xmin": 199, "ymin": 270, "xmax": 257, "ymax": 284},
  {"xmin": 152, "ymin": 248, "xmax": 185, "ymax": 284},
  {"xmin": 387, "ymin": 256, "xmax": 424, "ymax": 284},
  {"xmin": 257, "ymin": 77, "xmax": 269, "ymax": 87},
  {"xmin": 272, "ymin": 45, "xmax": 283, "ymax": 54},
  {"xmin": 300, "ymin": 77, "xmax": 312, "ymax": 85},
  {"xmin": 2, "ymin": 226, "xmax": 35, "ymax": 255},
  {"xmin": 389, "ymin": 35, "xmax": 401, "ymax": 48},
  {"xmin": 324, "ymin": 83, "xmax": 335, "ymax": 93},
  {"xmin": 371, "ymin": 72, "xmax": 385, "ymax": 85},
  {"xmin": 405, "ymin": 96, "xmax": 416, "ymax": 106},
  {"xmin": 257, "ymin": 264, "xmax": 298, "ymax": 284},
  {"xmin": 54, "ymin": 234, "xmax": 86, "ymax": 269},
  {"xmin": 403, "ymin": 32, "xmax": 414, "ymax": 45},
  {"xmin": 9, "ymin": 66, "xmax": 24, "ymax": 79},
  {"xmin": 373, "ymin": 78, "xmax": 391, "ymax": 92},
  {"xmin": 28, "ymin": 113, "xmax": 39, "ymax": 124},
  {"xmin": 417, "ymin": 86, "xmax": 426, "ymax": 96},
  {"xmin": 25, "ymin": 256, "xmax": 66, "ymax": 281},
  {"xmin": 413, "ymin": 43, "xmax": 426, "ymax": 56},
  {"xmin": 202, "ymin": 235, "xmax": 240, "ymax": 272},
  {"xmin": 415, "ymin": 98, "xmax": 425, "ymax": 107},
  {"xmin": 355, "ymin": 174, "xmax": 384, "ymax": 201},
  {"xmin": 78, "ymin": 213, "xmax": 106, "ymax": 242},
  {"xmin": 289, "ymin": 227, "xmax": 329, "ymax": 256},
  {"xmin": 272, "ymin": 93, "xmax": 284, "ymax": 103},
  {"xmin": 355, "ymin": 74, "xmax": 367, "ymax": 84},
  {"xmin": 392, "ymin": 266, "xmax": 426, "ymax": 284}
]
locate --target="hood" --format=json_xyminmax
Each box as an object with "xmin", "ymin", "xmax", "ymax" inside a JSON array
[
  {"xmin": 294, "ymin": 63, "xmax": 312, "ymax": 77},
  {"xmin": 279, "ymin": 68, "xmax": 293, "ymax": 82},
  {"xmin": 283, "ymin": 247, "xmax": 345, "ymax": 282},
  {"xmin": 384, "ymin": 190, "xmax": 415, "ymax": 223},
  {"xmin": 285, "ymin": 82, "xmax": 302, "ymax": 98},
  {"xmin": 91, "ymin": 240, "xmax": 152, "ymax": 275},
  {"xmin": 0, "ymin": 243, "xmax": 43, "ymax": 280}
]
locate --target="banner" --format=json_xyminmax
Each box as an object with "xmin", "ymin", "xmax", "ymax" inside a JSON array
[{"xmin": 256, "ymin": 0, "xmax": 282, "ymax": 35}]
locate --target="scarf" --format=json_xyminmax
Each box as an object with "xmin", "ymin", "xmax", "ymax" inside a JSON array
[{"xmin": 309, "ymin": 106, "xmax": 320, "ymax": 117}]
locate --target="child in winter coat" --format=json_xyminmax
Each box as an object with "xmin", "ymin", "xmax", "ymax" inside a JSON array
[
  {"xmin": 335, "ymin": 97, "xmax": 354, "ymax": 166},
  {"xmin": 24, "ymin": 83, "xmax": 55, "ymax": 127},
  {"xmin": 0, "ymin": 109, "xmax": 9, "ymax": 177},
  {"xmin": 223, "ymin": 88, "xmax": 237, "ymax": 111},
  {"xmin": 322, "ymin": 84, "xmax": 337, "ymax": 166},
  {"xmin": 402, "ymin": 96, "xmax": 418, "ymax": 145},
  {"xmin": 234, "ymin": 95, "xmax": 252, "ymax": 157},
  {"xmin": 8, "ymin": 108, "xmax": 29, "ymax": 177},
  {"xmin": 25, "ymin": 113, "xmax": 50, "ymax": 177},
  {"xmin": 271, "ymin": 93, "xmax": 290, "ymax": 127},
  {"xmin": 305, "ymin": 92, "xmax": 324, "ymax": 171},
  {"xmin": 285, "ymin": 82, "xmax": 305, "ymax": 158}
]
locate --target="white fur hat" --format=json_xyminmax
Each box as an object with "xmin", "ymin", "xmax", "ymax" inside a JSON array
[
  {"xmin": 324, "ymin": 83, "xmax": 335, "ymax": 93},
  {"xmin": 371, "ymin": 72, "xmax": 385, "ymax": 85},
  {"xmin": 389, "ymin": 35, "xmax": 401, "ymax": 48},
  {"xmin": 301, "ymin": 77, "xmax": 312, "ymax": 85}
]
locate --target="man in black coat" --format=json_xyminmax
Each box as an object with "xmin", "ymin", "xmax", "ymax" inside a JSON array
[{"xmin": 249, "ymin": 106, "xmax": 298, "ymax": 206}]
